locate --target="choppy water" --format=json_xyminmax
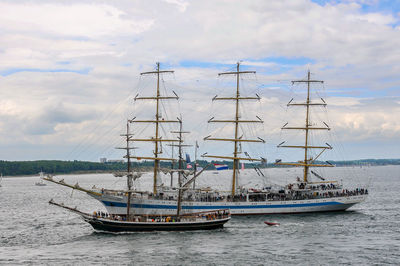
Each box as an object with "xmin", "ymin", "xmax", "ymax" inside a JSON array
[{"xmin": 1, "ymin": 166, "xmax": 399, "ymax": 265}]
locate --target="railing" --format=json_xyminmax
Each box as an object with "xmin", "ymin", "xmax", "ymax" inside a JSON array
[
  {"xmin": 140, "ymin": 188, "xmax": 369, "ymax": 203},
  {"xmin": 93, "ymin": 209, "xmax": 230, "ymax": 223}
]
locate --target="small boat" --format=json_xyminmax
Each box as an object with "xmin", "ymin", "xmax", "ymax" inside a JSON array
[
  {"xmin": 35, "ymin": 171, "xmax": 47, "ymax": 186},
  {"xmin": 264, "ymin": 221, "xmax": 280, "ymax": 226},
  {"xmin": 49, "ymin": 199, "xmax": 230, "ymax": 232}
]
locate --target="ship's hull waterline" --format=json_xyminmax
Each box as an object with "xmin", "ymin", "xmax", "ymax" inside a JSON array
[
  {"xmin": 90, "ymin": 194, "xmax": 367, "ymax": 216},
  {"xmin": 84, "ymin": 216, "xmax": 230, "ymax": 232}
]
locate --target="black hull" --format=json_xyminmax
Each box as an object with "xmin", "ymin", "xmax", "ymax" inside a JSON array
[{"xmin": 84, "ymin": 217, "xmax": 230, "ymax": 232}]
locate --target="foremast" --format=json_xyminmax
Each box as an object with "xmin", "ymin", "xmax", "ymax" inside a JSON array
[
  {"xmin": 129, "ymin": 62, "xmax": 180, "ymax": 194},
  {"xmin": 202, "ymin": 62, "xmax": 265, "ymax": 197},
  {"xmin": 276, "ymin": 70, "xmax": 333, "ymax": 182}
]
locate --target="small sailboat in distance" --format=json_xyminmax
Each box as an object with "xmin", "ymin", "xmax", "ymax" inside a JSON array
[{"xmin": 35, "ymin": 171, "xmax": 47, "ymax": 186}]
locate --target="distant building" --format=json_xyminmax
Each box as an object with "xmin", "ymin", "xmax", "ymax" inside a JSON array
[
  {"xmin": 100, "ymin": 158, "xmax": 107, "ymax": 163},
  {"xmin": 107, "ymin": 159, "xmax": 125, "ymax": 163}
]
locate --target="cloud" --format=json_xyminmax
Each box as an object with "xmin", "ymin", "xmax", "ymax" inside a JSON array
[
  {"xmin": 26, "ymin": 103, "xmax": 96, "ymax": 134},
  {"xmin": 163, "ymin": 0, "xmax": 189, "ymax": 12},
  {"xmin": 0, "ymin": 2, "xmax": 154, "ymax": 38},
  {"xmin": 0, "ymin": 0, "xmax": 399, "ymax": 161},
  {"xmin": 0, "ymin": 67, "xmax": 91, "ymax": 76}
]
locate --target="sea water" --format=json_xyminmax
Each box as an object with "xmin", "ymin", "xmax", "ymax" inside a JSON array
[{"xmin": 0, "ymin": 165, "xmax": 399, "ymax": 265}]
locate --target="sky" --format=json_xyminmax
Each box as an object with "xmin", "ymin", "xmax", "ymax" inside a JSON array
[{"xmin": 0, "ymin": 0, "xmax": 400, "ymax": 162}]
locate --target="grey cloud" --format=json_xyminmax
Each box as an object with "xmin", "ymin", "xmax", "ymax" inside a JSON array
[{"xmin": 23, "ymin": 103, "xmax": 97, "ymax": 135}]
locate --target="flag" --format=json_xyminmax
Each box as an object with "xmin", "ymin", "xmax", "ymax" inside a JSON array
[
  {"xmin": 214, "ymin": 163, "xmax": 228, "ymax": 170},
  {"xmin": 187, "ymin": 164, "xmax": 192, "ymax": 169},
  {"xmin": 186, "ymin": 153, "xmax": 191, "ymax": 163}
]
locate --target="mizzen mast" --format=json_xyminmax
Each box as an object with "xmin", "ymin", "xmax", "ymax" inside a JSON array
[
  {"xmin": 276, "ymin": 70, "xmax": 333, "ymax": 182},
  {"xmin": 129, "ymin": 62, "xmax": 180, "ymax": 194},
  {"xmin": 202, "ymin": 62, "xmax": 265, "ymax": 197},
  {"xmin": 169, "ymin": 118, "xmax": 192, "ymax": 179},
  {"xmin": 116, "ymin": 122, "xmax": 138, "ymax": 219},
  {"xmin": 168, "ymin": 118, "xmax": 192, "ymax": 217}
]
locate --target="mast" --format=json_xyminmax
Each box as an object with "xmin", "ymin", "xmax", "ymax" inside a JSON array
[
  {"xmin": 125, "ymin": 122, "xmax": 132, "ymax": 218},
  {"xmin": 154, "ymin": 62, "xmax": 161, "ymax": 195},
  {"xmin": 169, "ymin": 117, "xmax": 192, "ymax": 217},
  {"xmin": 233, "ymin": 62, "xmax": 240, "ymax": 196},
  {"xmin": 276, "ymin": 70, "xmax": 333, "ymax": 182},
  {"xmin": 126, "ymin": 123, "xmax": 132, "ymax": 189},
  {"xmin": 202, "ymin": 62, "xmax": 265, "ymax": 197},
  {"xmin": 303, "ymin": 71, "xmax": 312, "ymax": 182},
  {"xmin": 129, "ymin": 62, "xmax": 180, "ymax": 194},
  {"xmin": 193, "ymin": 141, "xmax": 199, "ymax": 190},
  {"xmin": 170, "ymin": 144, "xmax": 175, "ymax": 187},
  {"xmin": 116, "ymin": 122, "xmax": 137, "ymax": 219}
]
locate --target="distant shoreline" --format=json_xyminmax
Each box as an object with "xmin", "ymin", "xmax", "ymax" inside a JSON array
[
  {"xmin": 1, "ymin": 159, "xmax": 399, "ymax": 177},
  {"xmin": 2, "ymin": 170, "xmax": 122, "ymax": 178}
]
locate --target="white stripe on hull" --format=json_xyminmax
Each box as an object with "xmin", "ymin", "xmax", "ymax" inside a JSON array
[{"xmin": 90, "ymin": 194, "xmax": 366, "ymax": 215}]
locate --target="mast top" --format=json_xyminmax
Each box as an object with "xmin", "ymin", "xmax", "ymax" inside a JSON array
[
  {"xmin": 218, "ymin": 62, "xmax": 256, "ymax": 76},
  {"xmin": 292, "ymin": 70, "xmax": 324, "ymax": 84},
  {"xmin": 140, "ymin": 62, "xmax": 174, "ymax": 75}
]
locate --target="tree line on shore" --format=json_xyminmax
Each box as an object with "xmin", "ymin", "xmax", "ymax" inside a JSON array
[{"xmin": 0, "ymin": 158, "xmax": 399, "ymax": 177}]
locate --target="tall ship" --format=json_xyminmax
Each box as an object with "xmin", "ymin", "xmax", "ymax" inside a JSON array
[
  {"xmin": 48, "ymin": 116, "xmax": 231, "ymax": 232},
  {"xmin": 45, "ymin": 63, "xmax": 368, "ymax": 215}
]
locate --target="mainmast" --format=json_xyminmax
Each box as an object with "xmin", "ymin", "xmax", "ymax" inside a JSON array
[
  {"xmin": 276, "ymin": 70, "xmax": 333, "ymax": 182},
  {"xmin": 202, "ymin": 62, "xmax": 265, "ymax": 197},
  {"xmin": 129, "ymin": 62, "xmax": 180, "ymax": 194}
]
